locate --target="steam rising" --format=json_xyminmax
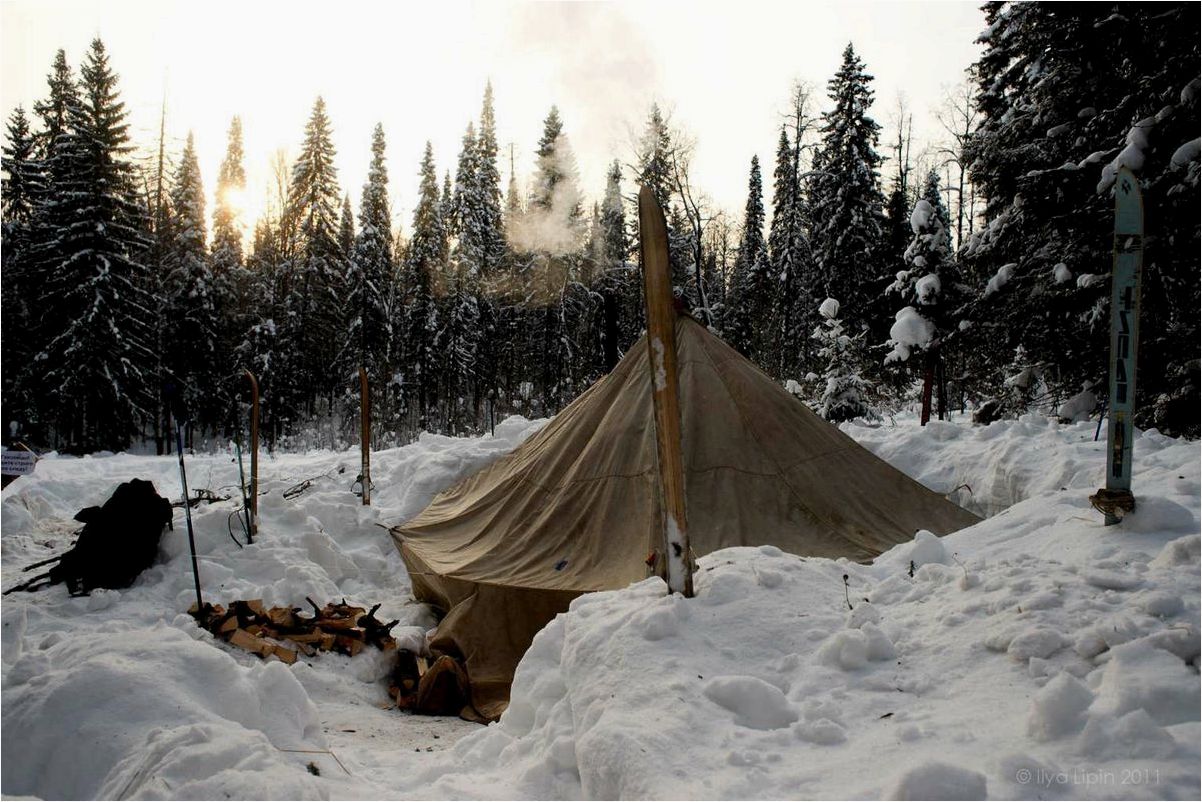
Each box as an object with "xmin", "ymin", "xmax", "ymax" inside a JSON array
[{"xmin": 507, "ymin": 132, "xmax": 586, "ymax": 257}]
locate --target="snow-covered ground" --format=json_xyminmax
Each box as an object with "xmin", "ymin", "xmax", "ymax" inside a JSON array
[{"xmin": 2, "ymin": 413, "xmax": 1198, "ymax": 799}]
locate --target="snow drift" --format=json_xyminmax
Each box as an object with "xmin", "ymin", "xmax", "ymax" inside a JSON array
[{"xmin": 2, "ymin": 414, "xmax": 1198, "ymax": 800}]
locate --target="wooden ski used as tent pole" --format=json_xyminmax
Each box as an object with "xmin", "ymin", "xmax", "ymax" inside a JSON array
[
  {"xmin": 359, "ymin": 366, "xmax": 371, "ymax": 506},
  {"xmin": 638, "ymin": 185, "xmax": 694, "ymax": 598},
  {"xmin": 244, "ymin": 369, "xmax": 259, "ymax": 541}
]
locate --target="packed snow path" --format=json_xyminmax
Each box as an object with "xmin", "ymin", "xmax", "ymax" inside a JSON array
[{"xmin": 1, "ymin": 414, "xmax": 1198, "ymax": 799}]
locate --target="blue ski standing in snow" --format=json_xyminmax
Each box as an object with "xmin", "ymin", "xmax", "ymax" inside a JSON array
[{"xmin": 1098, "ymin": 166, "xmax": 1144, "ymax": 525}]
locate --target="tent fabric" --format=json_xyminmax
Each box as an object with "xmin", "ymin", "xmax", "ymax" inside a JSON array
[{"xmin": 391, "ymin": 315, "xmax": 980, "ymax": 719}]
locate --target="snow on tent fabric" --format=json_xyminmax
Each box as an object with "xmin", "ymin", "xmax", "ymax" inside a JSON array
[{"xmin": 391, "ymin": 314, "xmax": 980, "ymax": 719}]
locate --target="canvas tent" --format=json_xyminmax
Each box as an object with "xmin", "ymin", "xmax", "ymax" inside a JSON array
[{"xmin": 391, "ymin": 314, "xmax": 980, "ymax": 720}]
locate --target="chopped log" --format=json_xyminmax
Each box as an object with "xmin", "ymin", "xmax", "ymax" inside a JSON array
[
  {"xmin": 416, "ymin": 655, "xmax": 430, "ymax": 675},
  {"xmin": 245, "ymin": 599, "xmax": 265, "ymax": 616},
  {"xmin": 335, "ymin": 635, "xmax": 364, "ymax": 657},
  {"xmin": 286, "ymin": 639, "xmax": 317, "ymax": 657},
  {"xmin": 229, "ymin": 628, "xmax": 274, "ymax": 658},
  {"xmin": 286, "ymin": 631, "xmax": 325, "ymax": 644},
  {"xmin": 272, "ymin": 644, "xmax": 298, "ymax": 664},
  {"xmin": 218, "ymin": 616, "xmax": 239, "ymax": 635},
  {"xmin": 267, "ymin": 608, "xmax": 298, "ymax": 628}
]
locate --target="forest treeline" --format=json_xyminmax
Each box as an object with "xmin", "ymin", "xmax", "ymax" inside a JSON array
[{"xmin": 1, "ymin": 2, "xmax": 1198, "ymax": 454}]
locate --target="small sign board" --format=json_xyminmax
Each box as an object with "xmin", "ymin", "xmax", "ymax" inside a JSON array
[{"xmin": 1, "ymin": 449, "xmax": 37, "ymax": 476}]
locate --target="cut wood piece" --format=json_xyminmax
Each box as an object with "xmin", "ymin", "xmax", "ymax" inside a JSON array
[
  {"xmin": 336, "ymin": 635, "xmax": 364, "ymax": 656},
  {"xmin": 287, "ymin": 639, "xmax": 317, "ymax": 657},
  {"xmin": 317, "ymin": 617, "xmax": 358, "ymax": 631},
  {"xmin": 245, "ymin": 599, "xmax": 266, "ymax": 616},
  {"xmin": 267, "ymin": 608, "xmax": 296, "ymax": 627},
  {"xmin": 285, "ymin": 631, "xmax": 324, "ymax": 644},
  {"xmin": 272, "ymin": 644, "xmax": 298, "ymax": 664},
  {"xmin": 245, "ymin": 624, "xmax": 263, "ymax": 636},
  {"xmin": 218, "ymin": 616, "xmax": 239, "ymax": 635},
  {"xmin": 321, "ymin": 633, "xmax": 336, "ymax": 651},
  {"xmin": 416, "ymin": 655, "xmax": 430, "ymax": 675},
  {"xmin": 229, "ymin": 628, "xmax": 273, "ymax": 658}
]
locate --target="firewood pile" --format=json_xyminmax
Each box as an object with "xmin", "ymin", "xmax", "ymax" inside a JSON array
[{"xmin": 191, "ymin": 597, "xmax": 399, "ymax": 665}]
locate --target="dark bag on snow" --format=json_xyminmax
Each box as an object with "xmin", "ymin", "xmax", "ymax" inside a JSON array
[{"xmin": 4, "ymin": 478, "xmax": 174, "ymax": 596}]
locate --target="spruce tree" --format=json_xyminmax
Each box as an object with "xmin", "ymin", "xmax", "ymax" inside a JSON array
[
  {"xmin": 809, "ymin": 43, "xmax": 887, "ymax": 334},
  {"xmin": 164, "ymin": 132, "xmax": 220, "ymax": 438},
  {"xmin": 33, "ymin": 39, "xmax": 154, "ymax": 451},
  {"xmin": 282, "ymin": 96, "xmax": 343, "ymax": 410},
  {"xmin": 635, "ymin": 103, "xmax": 692, "ymax": 295},
  {"xmin": 767, "ymin": 125, "xmax": 813, "ymax": 378},
  {"xmin": 211, "ymin": 115, "xmax": 249, "ymax": 406},
  {"xmin": 23, "ymin": 49, "xmax": 81, "ymax": 431},
  {"xmin": 637, "ymin": 103, "xmax": 674, "ymax": 210},
  {"xmin": 2, "ymin": 106, "xmax": 41, "ymax": 430},
  {"xmin": 341, "ymin": 123, "xmax": 393, "ymax": 383},
  {"xmin": 884, "ymin": 170, "xmax": 958, "ymax": 420},
  {"xmin": 964, "ymin": 3, "xmax": 1199, "ymax": 434},
  {"xmin": 212, "ymin": 116, "xmax": 246, "ymax": 269},
  {"xmin": 442, "ymin": 122, "xmax": 483, "ymax": 429},
  {"xmin": 725, "ymin": 155, "xmax": 769, "ymax": 357},
  {"xmin": 813, "ymin": 298, "xmax": 874, "ymax": 422},
  {"xmin": 449, "ymin": 122, "xmax": 481, "ymax": 266},
  {"xmin": 596, "ymin": 160, "xmax": 637, "ymax": 369},
  {"xmin": 401, "ymin": 142, "xmax": 446, "ymax": 424},
  {"xmin": 338, "ymin": 194, "xmax": 355, "ymax": 261},
  {"xmin": 475, "ymin": 81, "xmax": 507, "ymax": 274}
]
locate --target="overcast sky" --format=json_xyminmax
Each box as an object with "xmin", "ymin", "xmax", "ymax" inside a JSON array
[{"xmin": 1, "ymin": 0, "xmax": 985, "ymax": 238}]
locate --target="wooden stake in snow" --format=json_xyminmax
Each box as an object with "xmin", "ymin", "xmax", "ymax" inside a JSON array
[
  {"xmin": 1096, "ymin": 166, "xmax": 1144, "ymax": 525},
  {"xmin": 638, "ymin": 185, "xmax": 694, "ymax": 598},
  {"xmin": 359, "ymin": 366, "xmax": 372, "ymax": 506},
  {"xmin": 244, "ymin": 369, "xmax": 260, "ymax": 541}
]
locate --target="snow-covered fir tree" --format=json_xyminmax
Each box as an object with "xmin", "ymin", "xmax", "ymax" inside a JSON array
[
  {"xmin": 281, "ymin": 96, "xmax": 343, "ymax": 411},
  {"xmin": 401, "ymin": 142, "xmax": 445, "ymax": 424},
  {"xmin": 32, "ymin": 39, "xmax": 155, "ymax": 451},
  {"xmin": 519, "ymin": 106, "xmax": 585, "ymax": 412},
  {"xmin": 340, "ymin": 123, "xmax": 393, "ymax": 387},
  {"xmin": 211, "ymin": 116, "xmax": 246, "ymax": 270},
  {"xmin": 813, "ymin": 298, "xmax": 874, "ymax": 423},
  {"xmin": 471, "ymin": 83, "xmax": 507, "ymax": 404},
  {"xmin": 475, "ymin": 81, "xmax": 507, "ymax": 275},
  {"xmin": 884, "ymin": 170, "xmax": 958, "ymax": 421},
  {"xmin": 964, "ymin": 2, "xmax": 1199, "ymax": 435},
  {"xmin": 211, "ymin": 115, "xmax": 251, "ymax": 399},
  {"xmin": 19, "ymin": 49, "xmax": 81, "ymax": 437},
  {"xmin": 441, "ymin": 121, "xmax": 483, "ymax": 430},
  {"xmin": 338, "ymin": 194, "xmax": 355, "ymax": 262},
  {"xmin": 809, "ymin": 43, "xmax": 887, "ymax": 335},
  {"xmin": 594, "ymin": 160, "xmax": 637, "ymax": 371},
  {"xmin": 163, "ymin": 132, "xmax": 220, "ymax": 439},
  {"xmin": 635, "ymin": 103, "xmax": 692, "ymax": 296},
  {"xmin": 2, "ymin": 106, "xmax": 40, "ymax": 427},
  {"xmin": 767, "ymin": 125, "xmax": 813, "ymax": 379},
  {"xmin": 725, "ymin": 154, "xmax": 769, "ymax": 357}
]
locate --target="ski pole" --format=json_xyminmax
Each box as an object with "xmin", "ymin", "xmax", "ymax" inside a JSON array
[
  {"xmin": 169, "ymin": 387, "xmax": 204, "ymax": 612},
  {"xmin": 235, "ymin": 437, "xmax": 252, "ymax": 542}
]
